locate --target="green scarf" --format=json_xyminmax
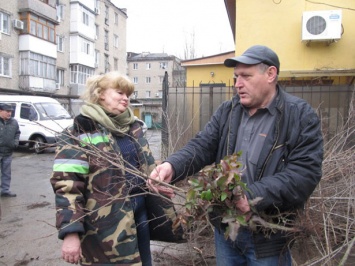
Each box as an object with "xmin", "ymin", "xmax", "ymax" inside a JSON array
[{"xmin": 80, "ymin": 103, "xmax": 136, "ymax": 136}]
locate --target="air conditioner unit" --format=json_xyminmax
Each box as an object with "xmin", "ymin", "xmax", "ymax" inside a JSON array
[
  {"xmin": 13, "ymin": 19, "xmax": 24, "ymax": 30},
  {"xmin": 155, "ymin": 93, "xmax": 160, "ymax": 97},
  {"xmin": 56, "ymin": 16, "xmax": 61, "ymax": 23},
  {"xmin": 302, "ymin": 10, "xmax": 342, "ymax": 42}
]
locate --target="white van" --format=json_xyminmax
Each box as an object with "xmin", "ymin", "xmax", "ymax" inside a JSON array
[{"xmin": 0, "ymin": 95, "xmax": 73, "ymax": 153}]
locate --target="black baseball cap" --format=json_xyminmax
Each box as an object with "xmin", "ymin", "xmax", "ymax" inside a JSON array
[
  {"xmin": 224, "ymin": 45, "xmax": 280, "ymax": 74},
  {"xmin": 0, "ymin": 103, "xmax": 13, "ymax": 111}
]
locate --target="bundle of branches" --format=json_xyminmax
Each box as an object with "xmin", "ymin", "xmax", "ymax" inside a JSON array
[{"xmin": 174, "ymin": 153, "xmax": 299, "ymax": 242}]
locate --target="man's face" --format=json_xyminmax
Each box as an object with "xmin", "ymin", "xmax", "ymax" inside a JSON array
[
  {"xmin": 0, "ymin": 109, "xmax": 12, "ymax": 121},
  {"xmin": 233, "ymin": 63, "xmax": 277, "ymax": 113}
]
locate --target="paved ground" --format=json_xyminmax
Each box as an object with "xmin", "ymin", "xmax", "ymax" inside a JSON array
[{"xmin": 0, "ymin": 130, "xmax": 203, "ymax": 266}]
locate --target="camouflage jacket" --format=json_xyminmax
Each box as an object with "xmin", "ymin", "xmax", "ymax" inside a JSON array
[{"xmin": 50, "ymin": 114, "xmax": 155, "ymax": 265}]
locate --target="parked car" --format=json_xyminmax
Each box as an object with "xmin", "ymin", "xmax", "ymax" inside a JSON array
[{"xmin": 0, "ymin": 95, "xmax": 73, "ymax": 153}]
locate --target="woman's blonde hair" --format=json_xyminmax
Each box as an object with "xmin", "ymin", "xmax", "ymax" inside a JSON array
[{"xmin": 80, "ymin": 71, "xmax": 135, "ymax": 104}]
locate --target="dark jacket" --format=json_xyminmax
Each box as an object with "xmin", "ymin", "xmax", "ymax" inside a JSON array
[
  {"xmin": 50, "ymin": 115, "xmax": 156, "ymax": 265},
  {"xmin": 166, "ymin": 86, "xmax": 323, "ymax": 257},
  {"xmin": 0, "ymin": 117, "xmax": 20, "ymax": 156}
]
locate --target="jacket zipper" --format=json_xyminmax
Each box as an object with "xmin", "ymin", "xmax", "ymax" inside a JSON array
[{"xmin": 257, "ymin": 111, "xmax": 282, "ymax": 181}]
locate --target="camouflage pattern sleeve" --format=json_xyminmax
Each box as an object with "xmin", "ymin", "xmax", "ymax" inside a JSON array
[{"xmin": 50, "ymin": 128, "xmax": 88, "ymax": 239}]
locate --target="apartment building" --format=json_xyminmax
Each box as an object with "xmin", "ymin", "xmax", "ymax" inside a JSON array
[
  {"xmin": 126, "ymin": 52, "xmax": 185, "ymax": 127},
  {"xmin": 127, "ymin": 52, "xmax": 185, "ymax": 99},
  {"xmin": 0, "ymin": 0, "xmax": 127, "ymax": 115}
]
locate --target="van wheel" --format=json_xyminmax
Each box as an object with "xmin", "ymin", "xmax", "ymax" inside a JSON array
[{"xmin": 33, "ymin": 136, "xmax": 45, "ymax": 154}]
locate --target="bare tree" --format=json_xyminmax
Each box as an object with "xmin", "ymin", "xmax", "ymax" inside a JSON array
[{"xmin": 183, "ymin": 30, "xmax": 196, "ymax": 60}]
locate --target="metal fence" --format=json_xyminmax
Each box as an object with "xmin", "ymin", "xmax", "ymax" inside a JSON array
[{"xmin": 161, "ymin": 72, "xmax": 354, "ymax": 158}]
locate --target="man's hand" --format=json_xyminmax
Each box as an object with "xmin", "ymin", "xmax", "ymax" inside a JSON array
[
  {"xmin": 62, "ymin": 233, "xmax": 82, "ymax": 264},
  {"xmin": 148, "ymin": 162, "xmax": 175, "ymax": 198},
  {"xmin": 235, "ymin": 195, "xmax": 251, "ymax": 214}
]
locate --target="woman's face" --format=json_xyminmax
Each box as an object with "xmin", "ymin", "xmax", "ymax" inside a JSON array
[{"xmin": 99, "ymin": 87, "xmax": 129, "ymax": 115}]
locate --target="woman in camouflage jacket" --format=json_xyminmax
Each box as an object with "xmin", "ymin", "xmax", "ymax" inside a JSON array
[{"xmin": 50, "ymin": 71, "xmax": 156, "ymax": 265}]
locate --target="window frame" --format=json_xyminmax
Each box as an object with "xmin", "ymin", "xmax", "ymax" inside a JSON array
[
  {"xmin": 56, "ymin": 68, "xmax": 64, "ymax": 86},
  {"xmin": 114, "ymin": 12, "xmax": 118, "ymax": 25},
  {"xmin": 19, "ymin": 51, "xmax": 56, "ymax": 79},
  {"xmin": 0, "ymin": 11, "xmax": 10, "ymax": 34},
  {"xmin": 56, "ymin": 35, "xmax": 64, "ymax": 52},
  {"xmin": 70, "ymin": 64, "xmax": 94, "ymax": 85},
  {"xmin": 21, "ymin": 13, "xmax": 55, "ymax": 43},
  {"xmin": 113, "ymin": 34, "xmax": 119, "ymax": 48},
  {"xmin": 0, "ymin": 54, "xmax": 12, "ymax": 77}
]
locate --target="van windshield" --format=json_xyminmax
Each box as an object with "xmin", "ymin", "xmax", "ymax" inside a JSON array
[{"xmin": 34, "ymin": 102, "xmax": 72, "ymax": 120}]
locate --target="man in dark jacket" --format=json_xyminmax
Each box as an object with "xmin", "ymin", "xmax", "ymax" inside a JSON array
[
  {"xmin": 149, "ymin": 45, "xmax": 323, "ymax": 265},
  {"xmin": 0, "ymin": 103, "xmax": 20, "ymax": 197}
]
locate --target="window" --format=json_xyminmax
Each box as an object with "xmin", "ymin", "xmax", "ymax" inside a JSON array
[
  {"xmin": 95, "ymin": 0, "xmax": 100, "ymax": 10},
  {"xmin": 20, "ymin": 104, "xmax": 38, "ymax": 121},
  {"xmin": 133, "ymin": 77, "xmax": 138, "ymax": 84},
  {"xmin": 0, "ymin": 54, "xmax": 11, "ymax": 77},
  {"xmin": 70, "ymin": 64, "xmax": 94, "ymax": 85},
  {"xmin": 104, "ymin": 30, "xmax": 109, "ymax": 50},
  {"xmin": 81, "ymin": 39, "xmax": 91, "ymax": 55},
  {"xmin": 104, "ymin": 54, "xmax": 110, "ymax": 73},
  {"xmin": 82, "ymin": 12, "xmax": 89, "ymax": 26},
  {"xmin": 160, "ymin": 62, "xmax": 167, "ymax": 69},
  {"xmin": 56, "ymin": 35, "xmax": 64, "ymax": 52},
  {"xmin": 95, "ymin": 50, "xmax": 100, "ymax": 67},
  {"xmin": 145, "ymin": 77, "xmax": 151, "ymax": 83},
  {"xmin": 95, "ymin": 24, "xmax": 99, "ymax": 39},
  {"xmin": 113, "ymin": 34, "xmax": 119, "ymax": 48},
  {"xmin": 37, "ymin": 23, "xmax": 43, "ymax": 38},
  {"xmin": 114, "ymin": 12, "xmax": 118, "ymax": 25},
  {"xmin": 132, "ymin": 91, "xmax": 138, "ymax": 99},
  {"xmin": 23, "ymin": 13, "xmax": 55, "ymax": 43},
  {"xmin": 56, "ymin": 69, "xmax": 64, "ymax": 85},
  {"xmin": 104, "ymin": 5, "xmax": 109, "ymax": 25},
  {"xmin": 114, "ymin": 58, "xmax": 118, "ymax": 70},
  {"xmin": 133, "ymin": 63, "xmax": 138, "ymax": 70},
  {"xmin": 0, "ymin": 11, "xmax": 10, "ymax": 34},
  {"xmin": 159, "ymin": 76, "xmax": 164, "ymax": 84},
  {"xmin": 19, "ymin": 51, "xmax": 56, "ymax": 79},
  {"xmin": 146, "ymin": 63, "xmax": 151, "ymax": 70},
  {"xmin": 56, "ymin": 5, "xmax": 64, "ymax": 21},
  {"xmin": 145, "ymin": 91, "xmax": 151, "ymax": 98}
]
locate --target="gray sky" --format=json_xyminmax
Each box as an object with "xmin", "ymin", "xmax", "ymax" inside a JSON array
[{"xmin": 111, "ymin": 0, "xmax": 235, "ymax": 58}]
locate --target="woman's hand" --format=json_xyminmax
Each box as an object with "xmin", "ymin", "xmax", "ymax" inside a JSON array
[
  {"xmin": 62, "ymin": 233, "xmax": 82, "ymax": 264},
  {"xmin": 148, "ymin": 162, "xmax": 175, "ymax": 198}
]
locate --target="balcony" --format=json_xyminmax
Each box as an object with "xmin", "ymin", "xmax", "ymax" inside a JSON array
[{"xmin": 18, "ymin": 0, "xmax": 57, "ymax": 23}]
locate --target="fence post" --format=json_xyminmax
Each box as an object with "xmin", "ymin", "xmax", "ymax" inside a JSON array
[{"xmin": 161, "ymin": 71, "xmax": 169, "ymax": 159}]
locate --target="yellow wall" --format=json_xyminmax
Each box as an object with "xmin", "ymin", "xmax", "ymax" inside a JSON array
[
  {"xmin": 234, "ymin": 0, "xmax": 355, "ymax": 77},
  {"xmin": 185, "ymin": 65, "xmax": 234, "ymax": 87}
]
